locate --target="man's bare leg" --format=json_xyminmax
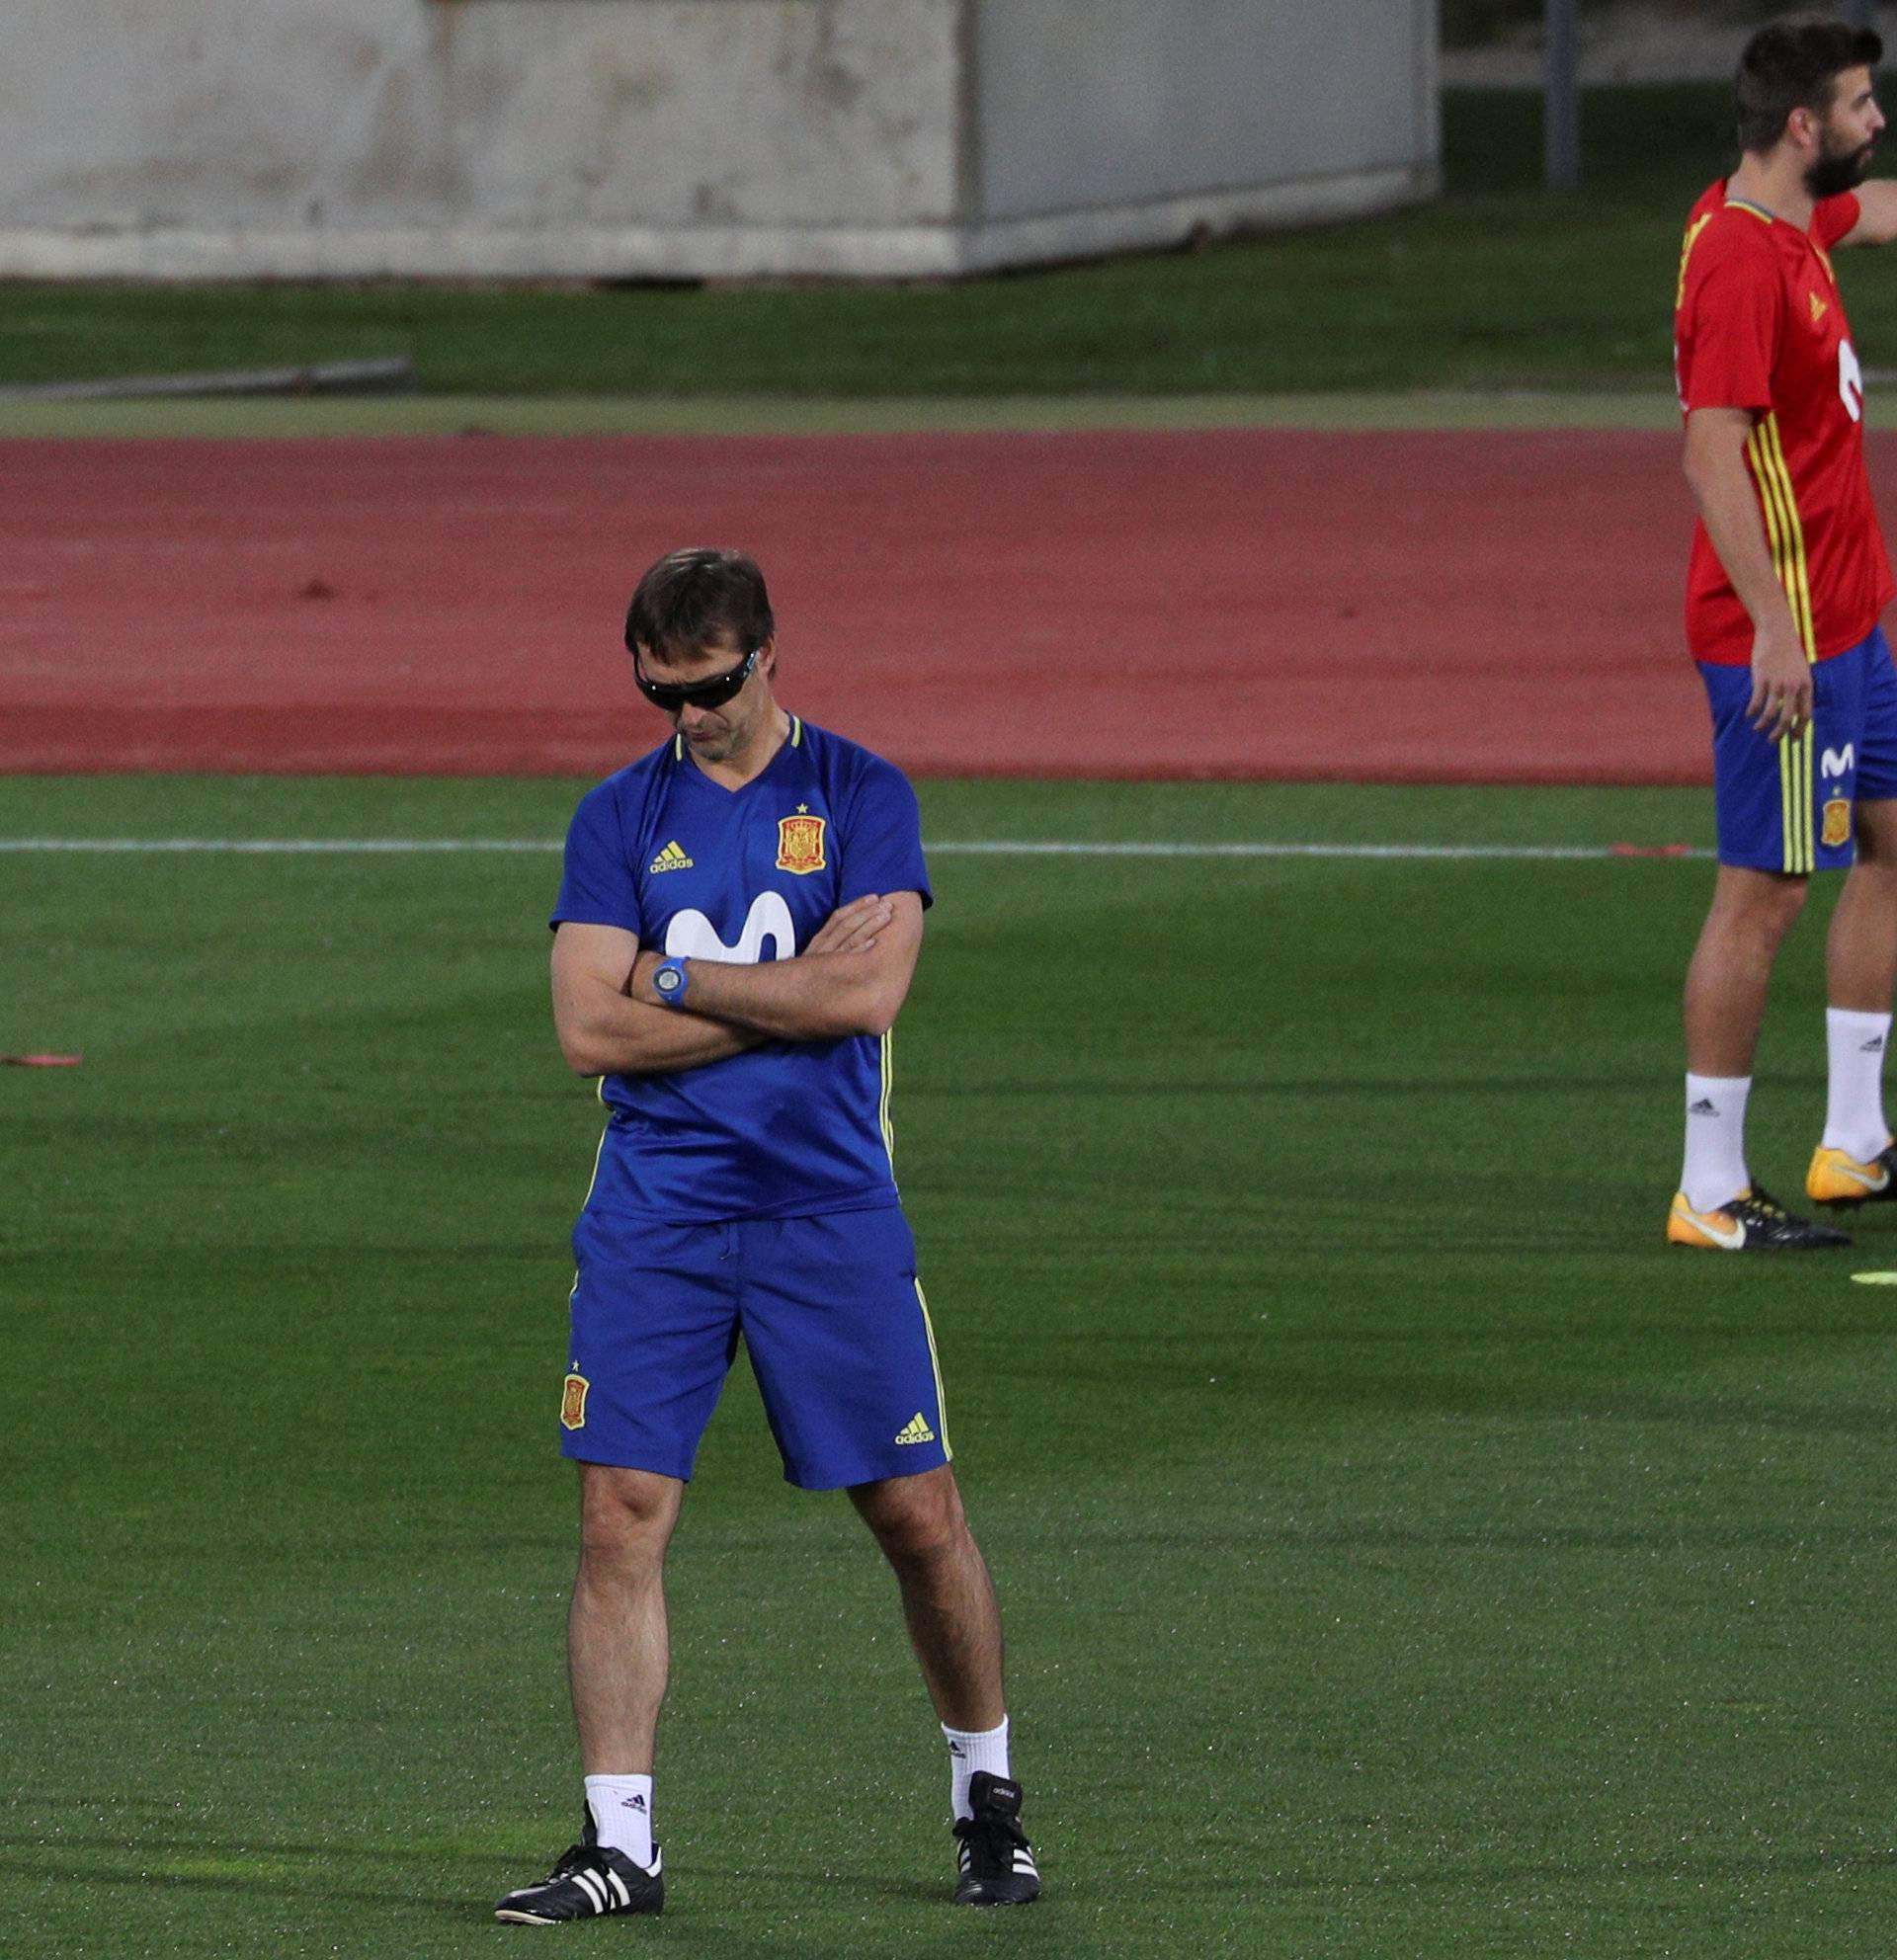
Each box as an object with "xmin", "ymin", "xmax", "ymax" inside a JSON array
[
  {"xmin": 1809, "ymin": 798, "xmax": 1897, "ymax": 1182},
  {"xmin": 1673, "ymin": 863, "xmax": 1814, "ymax": 1232},
  {"xmin": 569, "ymin": 1464, "xmax": 684, "ymax": 1773},
  {"xmin": 494, "ymin": 1465, "xmax": 680, "ymax": 1921},
  {"xmin": 1826, "ymin": 799, "xmax": 1897, "ymax": 1010},
  {"xmin": 851, "ymin": 1464, "xmax": 1005, "ymax": 1729},
  {"xmin": 1684, "ymin": 863, "xmax": 1809, "ymax": 1077},
  {"xmin": 852, "ymin": 1463, "xmax": 1038, "ymax": 1904}
]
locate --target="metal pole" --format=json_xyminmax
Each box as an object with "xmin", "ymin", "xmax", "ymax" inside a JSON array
[{"xmin": 1545, "ymin": 0, "xmax": 1581, "ymax": 191}]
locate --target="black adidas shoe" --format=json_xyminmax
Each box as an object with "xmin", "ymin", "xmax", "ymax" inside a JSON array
[
  {"xmin": 494, "ymin": 1813, "xmax": 663, "ymax": 1923},
  {"xmin": 952, "ymin": 1771, "xmax": 1040, "ymax": 1906}
]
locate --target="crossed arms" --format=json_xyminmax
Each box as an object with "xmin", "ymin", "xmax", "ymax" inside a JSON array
[{"xmin": 550, "ymin": 891, "xmax": 925, "ymax": 1078}]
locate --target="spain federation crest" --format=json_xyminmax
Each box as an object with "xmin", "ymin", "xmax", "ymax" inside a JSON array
[
  {"xmin": 1823, "ymin": 797, "xmax": 1853, "ymax": 850},
  {"xmin": 777, "ymin": 808, "xmax": 827, "ymax": 875},
  {"xmin": 560, "ymin": 1371, "xmax": 590, "ymax": 1430}
]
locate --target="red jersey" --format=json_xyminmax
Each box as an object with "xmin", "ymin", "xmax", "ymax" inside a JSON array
[{"xmin": 1675, "ymin": 180, "xmax": 1894, "ymax": 662}]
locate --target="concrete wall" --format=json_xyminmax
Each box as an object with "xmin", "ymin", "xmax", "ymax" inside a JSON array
[
  {"xmin": 968, "ymin": 0, "xmax": 1441, "ymax": 265},
  {"xmin": 0, "ymin": 0, "xmax": 1439, "ymax": 280}
]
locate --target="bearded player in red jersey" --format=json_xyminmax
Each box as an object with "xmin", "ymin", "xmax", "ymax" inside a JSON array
[{"xmin": 1670, "ymin": 18, "xmax": 1897, "ymax": 1252}]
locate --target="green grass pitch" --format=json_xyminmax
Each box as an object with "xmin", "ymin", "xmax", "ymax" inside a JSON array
[
  {"xmin": 24, "ymin": 84, "xmax": 1897, "ymax": 404},
  {"xmin": 5, "ymin": 776, "xmax": 1896, "ymax": 1957}
]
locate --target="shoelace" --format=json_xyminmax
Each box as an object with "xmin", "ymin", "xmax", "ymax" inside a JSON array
[{"xmin": 955, "ymin": 1814, "xmax": 1029, "ymax": 1873}]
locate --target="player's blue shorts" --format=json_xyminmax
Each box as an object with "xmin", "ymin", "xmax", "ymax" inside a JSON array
[
  {"xmin": 1699, "ymin": 625, "xmax": 1897, "ymax": 873},
  {"xmin": 560, "ymin": 1203, "xmax": 951, "ymax": 1491}
]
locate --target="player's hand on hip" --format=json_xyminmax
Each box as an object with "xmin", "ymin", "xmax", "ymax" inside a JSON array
[
  {"xmin": 1747, "ymin": 620, "xmax": 1813, "ymax": 742},
  {"xmin": 806, "ymin": 894, "xmax": 892, "ymax": 955}
]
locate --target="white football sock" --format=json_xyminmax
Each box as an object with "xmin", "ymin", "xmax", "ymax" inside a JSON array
[
  {"xmin": 1822, "ymin": 1008, "xmax": 1893, "ymax": 1162},
  {"xmin": 1681, "ymin": 1074, "xmax": 1752, "ymax": 1211},
  {"xmin": 585, "ymin": 1774, "xmax": 655, "ymax": 1869},
  {"xmin": 942, "ymin": 1717, "xmax": 1010, "ymax": 1823}
]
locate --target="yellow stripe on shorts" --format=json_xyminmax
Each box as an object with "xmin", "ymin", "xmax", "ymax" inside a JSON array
[
  {"xmin": 913, "ymin": 1277, "xmax": 951, "ymax": 1460},
  {"xmin": 1779, "ymin": 722, "xmax": 1816, "ymax": 873}
]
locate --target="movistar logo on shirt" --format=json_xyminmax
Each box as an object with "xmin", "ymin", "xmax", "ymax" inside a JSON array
[
  {"xmin": 666, "ymin": 891, "xmax": 795, "ymax": 965},
  {"xmin": 649, "ymin": 840, "xmax": 695, "ymax": 873}
]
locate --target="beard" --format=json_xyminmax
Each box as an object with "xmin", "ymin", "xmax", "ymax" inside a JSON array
[{"xmin": 1806, "ymin": 134, "xmax": 1876, "ymax": 200}]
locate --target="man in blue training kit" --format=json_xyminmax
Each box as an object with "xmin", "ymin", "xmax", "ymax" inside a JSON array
[{"xmin": 495, "ymin": 548, "xmax": 1039, "ymax": 1922}]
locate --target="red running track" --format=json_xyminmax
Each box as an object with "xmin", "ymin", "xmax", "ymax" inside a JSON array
[{"xmin": 2, "ymin": 426, "xmax": 1872, "ymax": 782}]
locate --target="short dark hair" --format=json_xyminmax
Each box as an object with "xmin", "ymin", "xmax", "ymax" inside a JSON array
[
  {"xmin": 623, "ymin": 547, "xmax": 774, "ymax": 662},
  {"xmin": 1736, "ymin": 15, "xmax": 1882, "ymax": 155}
]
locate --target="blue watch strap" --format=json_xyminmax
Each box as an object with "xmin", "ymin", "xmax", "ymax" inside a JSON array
[{"xmin": 652, "ymin": 957, "xmax": 690, "ymax": 1007}]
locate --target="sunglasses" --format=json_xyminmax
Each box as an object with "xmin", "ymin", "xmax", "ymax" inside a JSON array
[{"xmin": 631, "ymin": 644, "xmax": 761, "ymax": 712}]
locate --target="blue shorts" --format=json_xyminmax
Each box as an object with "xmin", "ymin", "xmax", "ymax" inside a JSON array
[
  {"xmin": 1700, "ymin": 626, "xmax": 1897, "ymax": 873},
  {"xmin": 1700, "ymin": 625, "xmax": 1897, "ymax": 873},
  {"xmin": 559, "ymin": 1204, "xmax": 951, "ymax": 1491}
]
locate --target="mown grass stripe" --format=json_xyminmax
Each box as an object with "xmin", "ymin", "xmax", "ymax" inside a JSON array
[{"xmin": 0, "ymin": 837, "xmax": 1714, "ymax": 861}]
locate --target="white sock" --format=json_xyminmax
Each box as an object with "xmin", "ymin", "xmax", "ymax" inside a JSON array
[
  {"xmin": 942, "ymin": 1717, "xmax": 1010, "ymax": 1823},
  {"xmin": 1823, "ymin": 1008, "xmax": 1893, "ymax": 1162},
  {"xmin": 584, "ymin": 1774, "xmax": 654, "ymax": 1869},
  {"xmin": 1681, "ymin": 1074, "xmax": 1752, "ymax": 1211}
]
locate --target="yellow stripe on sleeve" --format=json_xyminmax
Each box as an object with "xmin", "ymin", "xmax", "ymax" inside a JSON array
[
  {"xmin": 1760, "ymin": 416, "xmax": 1818, "ymax": 658},
  {"xmin": 1747, "ymin": 425, "xmax": 1796, "ymax": 638},
  {"xmin": 1746, "ymin": 418, "xmax": 1818, "ymax": 664},
  {"xmin": 1747, "ymin": 426, "xmax": 1790, "ymax": 599},
  {"xmin": 1677, "ymin": 212, "xmax": 1714, "ymax": 308}
]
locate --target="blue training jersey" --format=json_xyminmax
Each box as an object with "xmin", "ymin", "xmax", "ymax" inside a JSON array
[{"xmin": 550, "ymin": 715, "xmax": 934, "ymax": 1222}]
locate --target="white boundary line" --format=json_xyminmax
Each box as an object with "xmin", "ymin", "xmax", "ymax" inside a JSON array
[{"xmin": 0, "ymin": 837, "xmax": 1710, "ymax": 861}]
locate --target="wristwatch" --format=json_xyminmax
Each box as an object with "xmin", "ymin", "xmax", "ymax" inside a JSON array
[{"xmin": 652, "ymin": 958, "xmax": 690, "ymax": 1007}]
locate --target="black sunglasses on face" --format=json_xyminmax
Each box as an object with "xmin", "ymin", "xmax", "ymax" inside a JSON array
[{"xmin": 632, "ymin": 645, "xmax": 761, "ymax": 711}]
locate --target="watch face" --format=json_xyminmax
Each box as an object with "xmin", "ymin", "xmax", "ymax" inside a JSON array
[{"xmin": 656, "ymin": 964, "xmax": 683, "ymax": 997}]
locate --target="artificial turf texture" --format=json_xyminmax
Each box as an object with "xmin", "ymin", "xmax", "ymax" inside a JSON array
[{"xmin": 6, "ymin": 776, "xmax": 1897, "ymax": 1957}]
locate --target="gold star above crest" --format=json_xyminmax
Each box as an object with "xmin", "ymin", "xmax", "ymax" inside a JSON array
[{"xmin": 796, "ymin": 803, "xmax": 809, "ymax": 814}]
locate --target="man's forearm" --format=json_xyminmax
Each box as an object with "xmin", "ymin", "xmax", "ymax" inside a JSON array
[
  {"xmin": 640, "ymin": 952, "xmax": 895, "ymax": 1041},
  {"xmin": 1688, "ymin": 437, "xmax": 1801, "ymax": 637},
  {"xmin": 560, "ymin": 992, "xmax": 765, "ymax": 1078}
]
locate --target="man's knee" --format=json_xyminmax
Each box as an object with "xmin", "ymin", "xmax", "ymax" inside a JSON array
[
  {"xmin": 1707, "ymin": 866, "xmax": 1810, "ymax": 946},
  {"xmin": 576, "ymin": 1464, "xmax": 682, "ymax": 1574},
  {"xmin": 1852, "ymin": 797, "xmax": 1897, "ymax": 869},
  {"xmin": 853, "ymin": 1467, "xmax": 969, "ymax": 1571}
]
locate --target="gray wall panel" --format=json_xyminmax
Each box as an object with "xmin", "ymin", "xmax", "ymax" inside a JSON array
[
  {"xmin": 0, "ymin": 0, "xmax": 1437, "ymax": 277},
  {"xmin": 975, "ymin": 0, "xmax": 1437, "ymax": 218}
]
